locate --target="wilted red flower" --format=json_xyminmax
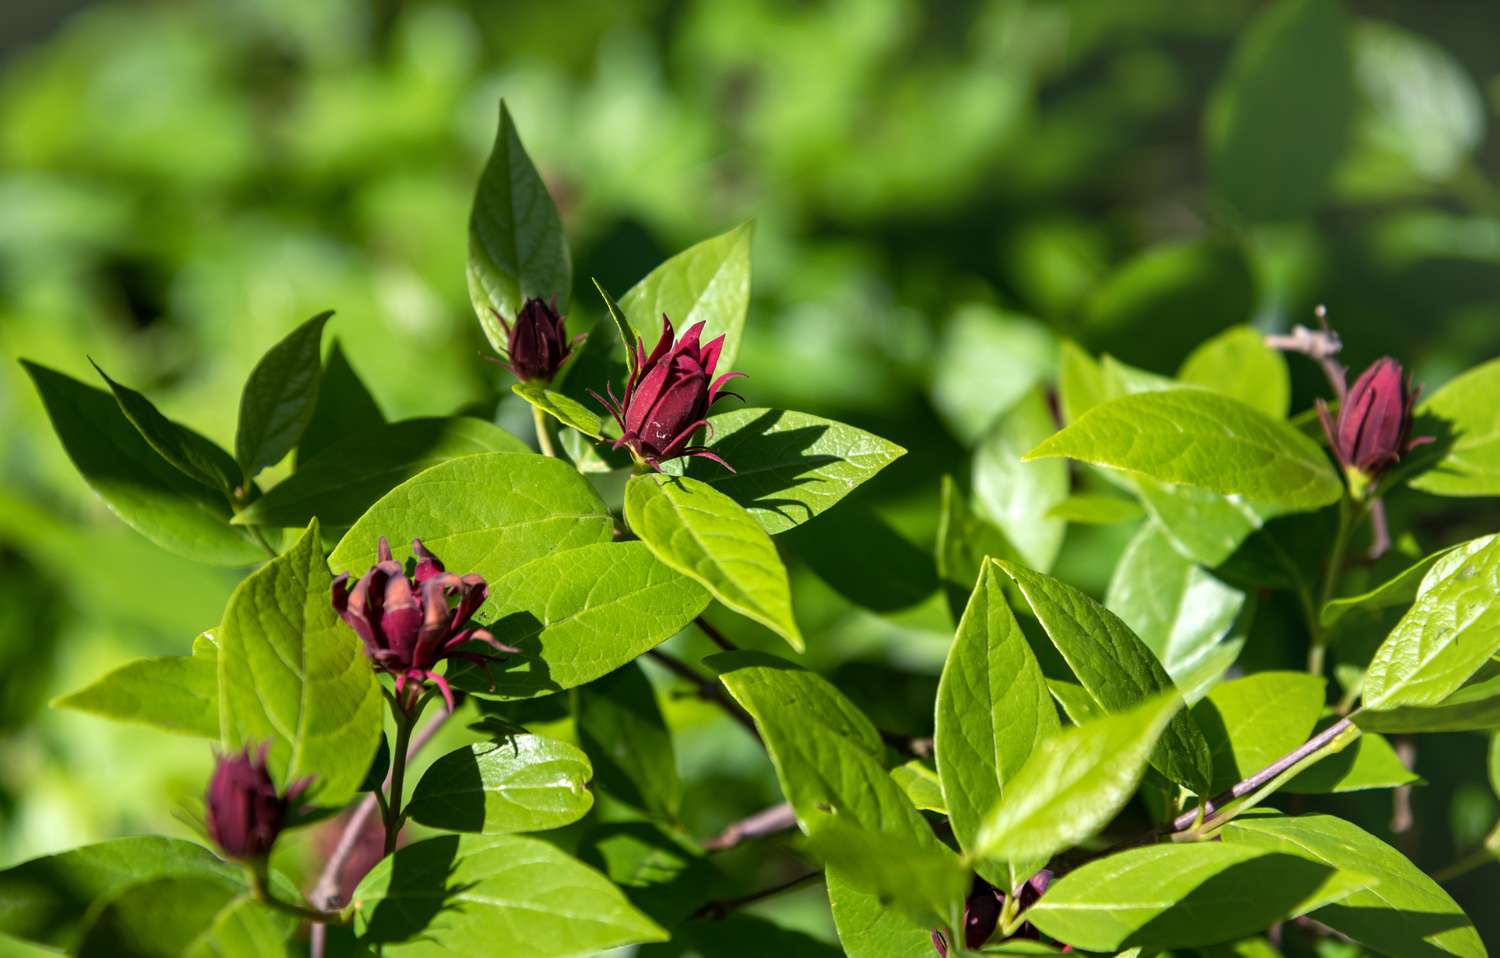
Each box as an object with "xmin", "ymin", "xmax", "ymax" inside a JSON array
[
  {"xmin": 494, "ymin": 297, "xmax": 575, "ymax": 383},
  {"xmin": 204, "ymin": 745, "xmax": 308, "ymax": 860},
  {"xmin": 593, "ymin": 315, "xmax": 744, "ymax": 470},
  {"xmin": 331, "ymin": 538, "xmax": 514, "ymax": 711},
  {"xmin": 1317, "ymin": 357, "xmax": 1430, "ymax": 479}
]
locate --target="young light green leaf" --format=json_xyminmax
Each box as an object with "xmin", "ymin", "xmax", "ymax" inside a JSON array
[
  {"xmin": 235, "ymin": 311, "xmax": 331, "ymax": 482},
  {"xmin": 619, "ymin": 223, "xmax": 751, "ymax": 369},
  {"xmin": 218, "ymin": 520, "xmax": 384, "ymax": 805},
  {"xmin": 936, "ymin": 562, "xmax": 1059, "ymax": 884},
  {"xmin": 687, "ymin": 408, "xmax": 906, "ymax": 535},
  {"xmin": 929, "ymin": 304, "xmax": 1056, "ymax": 444},
  {"xmin": 1284, "ymin": 725, "xmax": 1418, "ymax": 793},
  {"xmin": 974, "ymin": 388, "xmax": 1068, "ymax": 572},
  {"xmin": 353, "ymin": 834, "xmax": 666, "ymax": 955},
  {"xmin": 53, "ymin": 635, "xmax": 220, "ymax": 738},
  {"xmin": 1025, "ymin": 389, "xmax": 1342, "ymax": 511},
  {"xmin": 974, "ymin": 694, "xmax": 1180, "ymax": 865},
  {"xmin": 1107, "ymin": 523, "xmax": 1246, "ymax": 694},
  {"xmin": 1026, "ymin": 843, "xmax": 1356, "ymax": 951},
  {"xmin": 329, "ymin": 452, "xmax": 613, "ymax": 584},
  {"xmin": 1134, "ymin": 476, "xmax": 1273, "ymax": 567},
  {"xmin": 1045, "ymin": 494, "xmax": 1144, "ymax": 525},
  {"xmin": 1058, "ymin": 340, "xmax": 1110, "ymax": 425},
  {"xmin": 1177, "ymin": 326, "xmax": 1290, "ymax": 419},
  {"xmin": 1364, "ymin": 534, "xmax": 1500, "ymax": 711},
  {"xmin": 405, "ymin": 735, "xmax": 593, "ymax": 834},
  {"xmin": 576, "ymin": 660, "xmax": 681, "ymax": 821},
  {"xmin": 936, "ymin": 475, "xmax": 1018, "ymax": 622},
  {"xmin": 1223, "ymin": 812, "xmax": 1484, "ymax": 958},
  {"xmin": 891, "ymin": 761, "xmax": 946, "ymax": 814},
  {"xmin": 512, "ymin": 381, "xmax": 604, "ymax": 439},
  {"xmin": 1191, "ymin": 672, "xmax": 1324, "ymax": 793},
  {"xmin": 626, "ymin": 474, "xmax": 802, "ymax": 650},
  {"xmin": 1322, "ymin": 543, "xmax": 1461, "ymax": 628},
  {"xmin": 1356, "ymin": 674, "xmax": 1500, "ymax": 733},
  {"xmin": 468, "ymin": 102, "xmax": 571, "ymax": 354},
  {"xmin": 90, "ymin": 360, "xmax": 239, "ymax": 495},
  {"xmin": 235, "ymin": 418, "xmax": 527, "ymax": 529},
  {"xmin": 447, "ymin": 541, "xmax": 708, "ymax": 700},
  {"xmin": 23, "ymin": 361, "xmax": 264, "ymax": 567},
  {"xmin": 1407, "ymin": 355, "xmax": 1500, "ymax": 497},
  {"xmin": 995, "ymin": 561, "xmax": 1214, "ymax": 795},
  {"xmin": 75, "ymin": 875, "xmax": 291, "ymax": 958}
]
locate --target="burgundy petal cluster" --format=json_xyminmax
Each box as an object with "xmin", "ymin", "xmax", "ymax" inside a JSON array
[
  {"xmin": 1317, "ymin": 356, "xmax": 1430, "ymax": 479},
  {"xmin": 331, "ymin": 537, "xmax": 513, "ymax": 711},
  {"xmin": 494, "ymin": 297, "xmax": 574, "ymax": 383},
  {"xmin": 594, "ymin": 314, "xmax": 744, "ymax": 470},
  {"xmin": 931, "ymin": 871, "xmax": 1052, "ymax": 956},
  {"xmin": 204, "ymin": 744, "xmax": 308, "ymax": 861}
]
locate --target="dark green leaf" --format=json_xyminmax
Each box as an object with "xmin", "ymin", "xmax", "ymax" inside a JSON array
[
  {"xmin": 90, "ymin": 360, "xmax": 239, "ymax": 495},
  {"xmin": 589, "ymin": 277, "xmax": 637, "ymax": 380},
  {"xmin": 577, "ymin": 660, "xmax": 681, "ymax": 821},
  {"xmin": 619, "ymin": 223, "xmax": 752, "ymax": 369},
  {"xmin": 576, "ymin": 823, "xmax": 722, "ymax": 930},
  {"xmin": 235, "ymin": 311, "xmax": 331, "ymax": 481},
  {"xmin": 76, "ymin": 875, "xmax": 291, "ymax": 958},
  {"xmin": 405, "ymin": 735, "xmax": 593, "ymax": 834},
  {"xmin": 296, "ymin": 339, "xmax": 384, "ymax": 466}
]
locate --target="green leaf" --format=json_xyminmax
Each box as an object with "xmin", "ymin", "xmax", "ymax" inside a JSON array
[
  {"xmin": 936, "ymin": 475, "xmax": 1018, "ymax": 622},
  {"xmin": 1058, "ymin": 340, "xmax": 1110, "ymax": 425},
  {"xmin": 974, "ymin": 389, "xmax": 1068, "ymax": 572},
  {"xmin": 805, "ymin": 819, "xmax": 968, "ymax": 929},
  {"xmin": 1364, "ymin": 534, "xmax": 1500, "ymax": 711},
  {"xmin": 297, "ymin": 340, "xmax": 384, "ymax": 465},
  {"xmin": 687, "ymin": 408, "xmax": 906, "ymax": 535},
  {"xmin": 1223, "ymin": 812, "xmax": 1484, "ymax": 958},
  {"xmin": 576, "ymin": 660, "xmax": 681, "ymax": 821},
  {"xmin": 447, "ymin": 541, "xmax": 708, "ymax": 700},
  {"xmin": 994, "ymin": 561, "xmax": 1214, "ymax": 795},
  {"xmin": 329, "ymin": 452, "xmax": 613, "ymax": 584},
  {"xmin": 891, "ymin": 761, "xmax": 946, "ymax": 814},
  {"xmin": 0, "ymin": 837, "xmax": 242, "ymax": 950},
  {"xmin": 1356, "ymin": 674, "xmax": 1500, "ymax": 733},
  {"xmin": 1284, "ymin": 722, "xmax": 1418, "ymax": 793},
  {"xmin": 826, "ymin": 870, "xmax": 938, "ymax": 958},
  {"xmin": 53, "ymin": 633, "xmax": 219, "ymax": 737},
  {"xmin": 973, "ymin": 693, "xmax": 1181, "ymax": 865},
  {"xmin": 468, "ymin": 101, "xmax": 571, "ymax": 354},
  {"xmin": 642, "ymin": 913, "xmax": 844, "ymax": 958},
  {"xmin": 76, "ymin": 875, "xmax": 291, "ymax": 958},
  {"xmin": 512, "ymin": 382, "xmax": 604, "ymax": 439},
  {"xmin": 626, "ymin": 475, "xmax": 802, "ymax": 650},
  {"xmin": 1107, "ymin": 523, "xmax": 1246, "ymax": 693},
  {"xmin": 218, "ymin": 520, "xmax": 383, "ymax": 805},
  {"xmin": 1410, "ymin": 357, "xmax": 1500, "ymax": 497},
  {"xmin": 935, "ymin": 561, "xmax": 1059, "ymax": 885},
  {"xmin": 1026, "ymin": 843, "xmax": 1357, "ymax": 951},
  {"xmin": 1206, "ymin": 0, "xmax": 1355, "ymax": 222},
  {"xmin": 90, "ymin": 360, "xmax": 239, "ymax": 495},
  {"xmin": 22, "ymin": 361, "xmax": 263, "ymax": 566},
  {"xmin": 234, "ymin": 311, "xmax": 331, "ymax": 482},
  {"xmin": 1191, "ymin": 672, "xmax": 1325, "ymax": 793},
  {"xmin": 929, "ymin": 304, "xmax": 1056, "ymax": 444},
  {"xmin": 1134, "ymin": 476, "xmax": 1274, "ymax": 567},
  {"xmin": 1045, "ymin": 494, "xmax": 1143, "ymax": 525},
  {"xmin": 1177, "ymin": 326, "xmax": 1290, "ymax": 420},
  {"xmin": 619, "ymin": 223, "xmax": 752, "ymax": 369},
  {"xmin": 1322, "ymin": 544, "xmax": 1460, "ymax": 628},
  {"xmin": 1026, "ymin": 389, "xmax": 1342, "ymax": 511},
  {"xmin": 405, "ymin": 735, "xmax": 593, "ymax": 834},
  {"xmin": 589, "ymin": 277, "xmax": 637, "ymax": 379},
  {"xmin": 235, "ymin": 418, "xmax": 527, "ymax": 530},
  {"xmin": 576, "ymin": 823, "xmax": 721, "ymax": 929},
  {"xmin": 353, "ymin": 834, "xmax": 666, "ymax": 954}
]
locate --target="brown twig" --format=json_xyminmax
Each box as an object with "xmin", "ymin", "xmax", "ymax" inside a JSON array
[
  {"xmin": 701, "ymin": 801, "xmax": 798, "ymax": 852},
  {"xmin": 1266, "ymin": 312, "xmax": 1347, "ymax": 401},
  {"xmin": 645, "ymin": 648, "xmax": 761, "ymax": 740},
  {"xmin": 694, "ymin": 870, "xmax": 823, "ymax": 919},
  {"xmin": 696, "ymin": 616, "xmax": 739, "ymax": 652}
]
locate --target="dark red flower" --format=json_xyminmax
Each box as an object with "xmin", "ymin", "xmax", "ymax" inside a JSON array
[
  {"xmin": 331, "ymin": 538, "xmax": 514, "ymax": 711},
  {"xmin": 204, "ymin": 744, "xmax": 308, "ymax": 860},
  {"xmin": 593, "ymin": 314, "xmax": 744, "ymax": 470},
  {"xmin": 931, "ymin": 870, "xmax": 1052, "ymax": 955},
  {"xmin": 494, "ymin": 297, "xmax": 574, "ymax": 383},
  {"xmin": 1317, "ymin": 357, "xmax": 1430, "ymax": 478}
]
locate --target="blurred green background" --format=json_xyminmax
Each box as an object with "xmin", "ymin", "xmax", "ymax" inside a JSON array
[{"xmin": 3, "ymin": 0, "xmax": 1499, "ymax": 951}]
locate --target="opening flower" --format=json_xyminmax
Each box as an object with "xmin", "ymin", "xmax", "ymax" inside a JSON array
[
  {"xmin": 1317, "ymin": 356, "xmax": 1431, "ymax": 482},
  {"xmin": 204, "ymin": 744, "xmax": 308, "ymax": 861},
  {"xmin": 331, "ymin": 537, "xmax": 514, "ymax": 711},
  {"xmin": 593, "ymin": 314, "xmax": 744, "ymax": 471},
  {"xmin": 493, "ymin": 297, "xmax": 575, "ymax": 383}
]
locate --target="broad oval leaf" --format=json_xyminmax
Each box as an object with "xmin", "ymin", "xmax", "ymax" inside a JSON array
[
  {"xmin": 353, "ymin": 833, "xmax": 666, "ymax": 954},
  {"xmin": 994, "ymin": 561, "xmax": 1214, "ymax": 795},
  {"xmin": 234, "ymin": 418, "xmax": 526, "ymax": 529},
  {"xmin": 626, "ymin": 474, "xmax": 802, "ymax": 650},
  {"xmin": 298, "ymin": 340, "xmax": 384, "ymax": 464},
  {"xmin": 235, "ymin": 311, "xmax": 330, "ymax": 482},
  {"xmin": 468, "ymin": 102, "xmax": 571, "ymax": 354},
  {"xmin": 576, "ymin": 661, "xmax": 681, "ymax": 821},
  {"xmin": 405, "ymin": 735, "xmax": 593, "ymax": 834},
  {"xmin": 1363, "ymin": 534, "xmax": 1500, "ymax": 711},
  {"xmin": 619, "ymin": 222, "xmax": 751, "ymax": 369},
  {"xmin": 1409, "ymin": 357, "xmax": 1500, "ymax": 497},
  {"xmin": 447, "ymin": 541, "xmax": 708, "ymax": 700},
  {"xmin": 53, "ymin": 638, "xmax": 219, "ymax": 738},
  {"xmin": 688, "ymin": 407, "xmax": 906, "ymax": 535},
  {"xmin": 1177, "ymin": 326, "xmax": 1290, "ymax": 419},
  {"xmin": 1026, "ymin": 389, "xmax": 1342, "ymax": 511},
  {"xmin": 328, "ymin": 452, "xmax": 613, "ymax": 583},
  {"xmin": 23, "ymin": 361, "xmax": 264, "ymax": 567},
  {"xmin": 76, "ymin": 875, "xmax": 291, "ymax": 958},
  {"xmin": 1223, "ymin": 812, "xmax": 1485, "ymax": 958},
  {"xmin": 218, "ymin": 520, "xmax": 384, "ymax": 805},
  {"xmin": 973, "ymin": 388, "xmax": 1068, "ymax": 572},
  {"xmin": 1134, "ymin": 475, "xmax": 1275, "ymax": 567},
  {"xmin": 1191, "ymin": 672, "xmax": 1324, "ymax": 793}
]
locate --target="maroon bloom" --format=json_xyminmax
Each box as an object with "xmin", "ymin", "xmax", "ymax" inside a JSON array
[
  {"xmin": 204, "ymin": 744, "xmax": 308, "ymax": 860},
  {"xmin": 931, "ymin": 870, "xmax": 1052, "ymax": 956},
  {"xmin": 331, "ymin": 538, "xmax": 514, "ymax": 711},
  {"xmin": 593, "ymin": 314, "xmax": 745, "ymax": 470},
  {"xmin": 1317, "ymin": 357, "xmax": 1430, "ymax": 479},
  {"xmin": 494, "ymin": 297, "xmax": 575, "ymax": 383}
]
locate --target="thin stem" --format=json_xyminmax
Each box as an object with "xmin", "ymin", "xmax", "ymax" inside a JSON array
[
  {"xmin": 1309, "ymin": 497, "xmax": 1361, "ymax": 675},
  {"xmin": 532, "ymin": 406, "xmax": 557, "ymax": 458},
  {"xmin": 694, "ymin": 870, "xmax": 822, "ymax": 919},
  {"xmin": 384, "ymin": 703, "xmax": 421, "ymax": 856},
  {"xmin": 247, "ymin": 863, "xmax": 349, "ymax": 925},
  {"xmin": 1433, "ymin": 842, "xmax": 1499, "ymax": 884},
  {"xmin": 248, "ymin": 525, "xmax": 280, "ymax": 559},
  {"xmin": 701, "ymin": 801, "xmax": 797, "ymax": 852},
  {"xmin": 645, "ymin": 648, "xmax": 761, "ymax": 740},
  {"xmin": 695, "ymin": 616, "xmax": 738, "ymax": 652}
]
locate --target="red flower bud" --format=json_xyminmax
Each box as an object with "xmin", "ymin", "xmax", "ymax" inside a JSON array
[
  {"xmin": 204, "ymin": 745, "xmax": 308, "ymax": 860},
  {"xmin": 331, "ymin": 537, "xmax": 515, "ymax": 711},
  {"xmin": 495, "ymin": 297, "xmax": 574, "ymax": 383},
  {"xmin": 930, "ymin": 870, "xmax": 1052, "ymax": 955},
  {"xmin": 1317, "ymin": 357, "xmax": 1429, "ymax": 478},
  {"xmin": 592, "ymin": 314, "xmax": 745, "ymax": 470}
]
